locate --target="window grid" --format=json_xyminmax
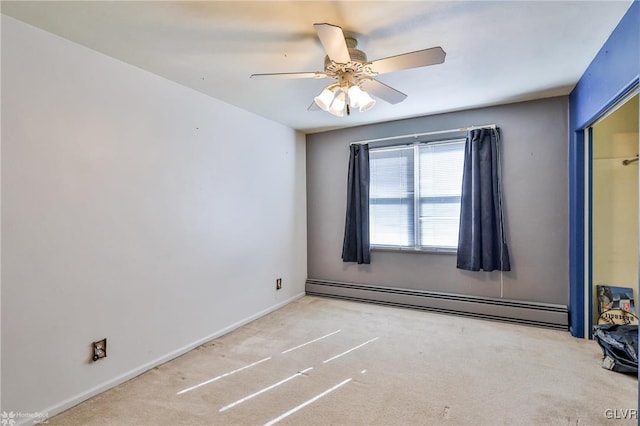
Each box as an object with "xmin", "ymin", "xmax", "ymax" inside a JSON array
[{"xmin": 413, "ymin": 144, "xmax": 421, "ymax": 251}]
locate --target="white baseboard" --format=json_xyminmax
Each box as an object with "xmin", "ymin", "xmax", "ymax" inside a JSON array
[{"xmin": 23, "ymin": 292, "xmax": 305, "ymax": 426}]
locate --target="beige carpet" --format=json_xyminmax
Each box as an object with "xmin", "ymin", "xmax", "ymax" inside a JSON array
[{"xmin": 50, "ymin": 296, "xmax": 637, "ymax": 425}]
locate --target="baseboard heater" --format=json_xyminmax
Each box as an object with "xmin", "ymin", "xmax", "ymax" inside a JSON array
[{"xmin": 306, "ymin": 279, "xmax": 568, "ymax": 330}]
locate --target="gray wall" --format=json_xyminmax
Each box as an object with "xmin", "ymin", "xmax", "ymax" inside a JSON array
[{"xmin": 306, "ymin": 96, "xmax": 569, "ymax": 305}]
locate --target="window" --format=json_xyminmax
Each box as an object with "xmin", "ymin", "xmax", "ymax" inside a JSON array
[{"xmin": 369, "ymin": 139, "xmax": 466, "ymax": 252}]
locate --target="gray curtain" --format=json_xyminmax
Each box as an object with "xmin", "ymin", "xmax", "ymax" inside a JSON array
[
  {"xmin": 457, "ymin": 128, "xmax": 511, "ymax": 271},
  {"xmin": 342, "ymin": 144, "xmax": 371, "ymax": 264}
]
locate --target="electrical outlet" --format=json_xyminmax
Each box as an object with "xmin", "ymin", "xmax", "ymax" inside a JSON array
[
  {"xmin": 92, "ymin": 338, "xmax": 107, "ymax": 362},
  {"xmin": 276, "ymin": 278, "xmax": 282, "ymax": 290}
]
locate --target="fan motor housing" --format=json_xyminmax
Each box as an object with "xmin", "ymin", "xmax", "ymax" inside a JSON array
[{"xmin": 324, "ymin": 36, "xmax": 368, "ymax": 76}]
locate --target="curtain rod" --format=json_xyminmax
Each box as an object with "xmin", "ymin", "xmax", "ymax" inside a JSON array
[{"xmin": 350, "ymin": 124, "xmax": 497, "ymax": 145}]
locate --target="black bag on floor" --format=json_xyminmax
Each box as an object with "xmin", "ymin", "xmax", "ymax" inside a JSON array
[{"xmin": 592, "ymin": 324, "xmax": 638, "ymax": 374}]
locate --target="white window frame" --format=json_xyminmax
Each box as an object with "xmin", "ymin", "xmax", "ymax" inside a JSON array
[{"xmin": 369, "ymin": 138, "xmax": 466, "ymax": 254}]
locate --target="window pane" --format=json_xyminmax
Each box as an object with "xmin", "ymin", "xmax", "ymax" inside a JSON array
[
  {"xmin": 418, "ymin": 141, "xmax": 465, "ymax": 248},
  {"xmin": 419, "ymin": 142, "xmax": 465, "ymax": 196},
  {"xmin": 370, "ymin": 147, "xmax": 414, "ymax": 246},
  {"xmin": 369, "ymin": 147, "xmax": 414, "ymax": 198},
  {"xmin": 419, "ymin": 199, "xmax": 461, "ymax": 247},
  {"xmin": 370, "ymin": 200, "xmax": 413, "ymax": 246}
]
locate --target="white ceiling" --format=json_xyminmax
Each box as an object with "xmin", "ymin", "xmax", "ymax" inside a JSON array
[{"xmin": 1, "ymin": 1, "xmax": 633, "ymax": 133}]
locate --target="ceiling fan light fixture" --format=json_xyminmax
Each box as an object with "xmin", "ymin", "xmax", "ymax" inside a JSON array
[
  {"xmin": 314, "ymin": 85, "xmax": 338, "ymax": 111},
  {"xmin": 357, "ymin": 90, "xmax": 376, "ymax": 112},
  {"xmin": 348, "ymin": 83, "xmax": 376, "ymax": 112},
  {"xmin": 347, "ymin": 84, "xmax": 365, "ymax": 109},
  {"xmin": 328, "ymin": 90, "xmax": 346, "ymax": 117}
]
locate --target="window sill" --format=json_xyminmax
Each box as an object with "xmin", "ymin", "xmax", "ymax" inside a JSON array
[{"xmin": 371, "ymin": 245, "xmax": 457, "ymax": 255}]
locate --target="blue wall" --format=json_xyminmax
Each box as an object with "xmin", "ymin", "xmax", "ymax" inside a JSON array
[{"xmin": 569, "ymin": 1, "xmax": 639, "ymax": 337}]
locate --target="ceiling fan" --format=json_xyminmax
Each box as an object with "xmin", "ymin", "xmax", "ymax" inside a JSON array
[{"xmin": 250, "ymin": 23, "xmax": 446, "ymax": 117}]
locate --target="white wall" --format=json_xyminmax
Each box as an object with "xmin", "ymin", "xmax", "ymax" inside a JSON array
[{"xmin": 1, "ymin": 15, "xmax": 306, "ymax": 420}]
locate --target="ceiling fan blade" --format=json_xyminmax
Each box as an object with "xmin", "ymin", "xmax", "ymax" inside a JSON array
[
  {"xmin": 359, "ymin": 78, "xmax": 407, "ymax": 104},
  {"xmin": 369, "ymin": 47, "xmax": 446, "ymax": 75},
  {"xmin": 313, "ymin": 23, "xmax": 351, "ymax": 64},
  {"xmin": 250, "ymin": 72, "xmax": 328, "ymax": 79}
]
